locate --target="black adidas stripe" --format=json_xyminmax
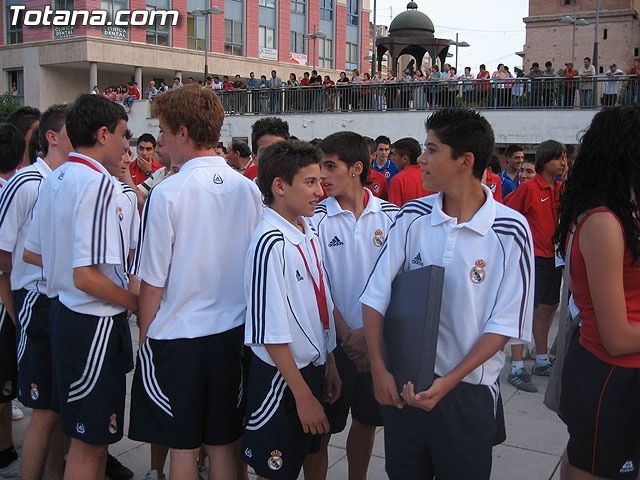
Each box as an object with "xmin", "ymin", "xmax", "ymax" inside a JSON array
[
  {"xmin": 251, "ymin": 231, "xmax": 284, "ymax": 344},
  {"xmin": 0, "ymin": 174, "xmax": 42, "ymax": 228}
]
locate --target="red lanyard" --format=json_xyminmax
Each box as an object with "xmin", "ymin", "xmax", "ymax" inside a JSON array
[
  {"xmin": 295, "ymin": 240, "xmax": 330, "ymax": 331},
  {"xmin": 68, "ymin": 155, "xmax": 101, "ymax": 173}
]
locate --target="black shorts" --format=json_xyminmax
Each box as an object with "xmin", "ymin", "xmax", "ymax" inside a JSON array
[
  {"xmin": 14, "ymin": 289, "xmax": 54, "ymax": 409},
  {"xmin": 560, "ymin": 337, "xmax": 640, "ymax": 479},
  {"xmin": 325, "ymin": 345, "xmax": 382, "ymax": 433},
  {"xmin": 534, "ymin": 257, "xmax": 562, "ymax": 307},
  {"xmin": 50, "ymin": 298, "xmax": 132, "ymax": 445},
  {"xmin": 0, "ymin": 305, "xmax": 17, "ymax": 404},
  {"xmin": 129, "ymin": 326, "xmax": 245, "ymax": 449},
  {"xmin": 242, "ymin": 356, "xmax": 325, "ymax": 480},
  {"xmin": 382, "ymin": 380, "xmax": 503, "ymax": 480}
]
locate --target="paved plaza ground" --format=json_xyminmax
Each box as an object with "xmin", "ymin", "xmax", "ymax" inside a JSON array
[{"xmin": 10, "ymin": 317, "xmax": 568, "ymax": 480}]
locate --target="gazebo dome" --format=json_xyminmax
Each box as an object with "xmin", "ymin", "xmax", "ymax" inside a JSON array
[{"xmin": 388, "ymin": 2, "xmax": 435, "ymax": 36}]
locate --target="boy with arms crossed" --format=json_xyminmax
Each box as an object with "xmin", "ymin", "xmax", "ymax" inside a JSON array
[
  {"xmin": 305, "ymin": 132, "xmax": 398, "ymax": 480},
  {"xmin": 24, "ymin": 94, "xmax": 137, "ymax": 480},
  {"xmin": 0, "ymin": 105, "xmax": 71, "ymax": 480},
  {"xmin": 242, "ymin": 140, "xmax": 340, "ymax": 480},
  {"xmin": 129, "ymin": 84, "xmax": 263, "ymax": 480},
  {"xmin": 361, "ymin": 109, "xmax": 534, "ymax": 480}
]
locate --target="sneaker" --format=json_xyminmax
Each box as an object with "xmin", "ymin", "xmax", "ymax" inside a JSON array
[
  {"xmin": 105, "ymin": 454, "xmax": 134, "ymax": 480},
  {"xmin": 532, "ymin": 362, "xmax": 553, "ymax": 377},
  {"xmin": 507, "ymin": 367, "xmax": 538, "ymax": 393},
  {"xmin": 11, "ymin": 403, "xmax": 23, "ymax": 421},
  {"xmin": 0, "ymin": 457, "xmax": 21, "ymax": 479}
]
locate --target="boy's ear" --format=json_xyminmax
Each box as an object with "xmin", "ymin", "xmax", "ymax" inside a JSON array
[
  {"xmin": 272, "ymin": 177, "xmax": 286, "ymax": 198},
  {"xmin": 459, "ymin": 151, "xmax": 475, "ymax": 173},
  {"xmin": 352, "ymin": 161, "xmax": 364, "ymax": 176}
]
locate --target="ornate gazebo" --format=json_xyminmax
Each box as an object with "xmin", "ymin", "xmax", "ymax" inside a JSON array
[{"xmin": 376, "ymin": 2, "xmax": 451, "ymax": 77}]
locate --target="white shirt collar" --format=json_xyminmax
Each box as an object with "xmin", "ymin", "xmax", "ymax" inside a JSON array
[
  {"xmin": 324, "ymin": 188, "xmax": 381, "ymax": 217},
  {"xmin": 430, "ymin": 184, "xmax": 496, "ymax": 235},
  {"xmin": 263, "ymin": 208, "xmax": 314, "ymax": 245},
  {"xmin": 178, "ymin": 156, "xmax": 228, "ymax": 173},
  {"xmin": 68, "ymin": 152, "xmax": 111, "ymax": 177}
]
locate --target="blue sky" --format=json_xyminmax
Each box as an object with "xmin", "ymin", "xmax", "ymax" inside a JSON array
[{"xmin": 375, "ymin": 0, "xmax": 529, "ymax": 73}]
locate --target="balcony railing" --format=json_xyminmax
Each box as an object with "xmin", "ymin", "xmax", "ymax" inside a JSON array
[{"xmin": 212, "ymin": 76, "xmax": 640, "ymax": 115}]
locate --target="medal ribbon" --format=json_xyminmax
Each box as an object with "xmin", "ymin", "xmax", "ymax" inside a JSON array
[
  {"xmin": 68, "ymin": 154, "xmax": 101, "ymax": 173},
  {"xmin": 294, "ymin": 239, "xmax": 330, "ymax": 332}
]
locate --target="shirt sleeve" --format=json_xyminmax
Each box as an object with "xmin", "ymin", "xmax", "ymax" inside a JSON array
[
  {"xmin": 73, "ymin": 175, "xmax": 122, "ymax": 268},
  {"xmin": 0, "ymin": 177, "xmax": 38, "ymax": 253},
  {"xmin": 483, "ymin": 216, "xmax": 535, "ymax": 341},
  {"xmin": 387, "ymin": 176, "xmax": 402, "ymax": 207},
  {"xmin": 244, "ymin": 233, "xmax": 292, "ymax": 346},
  {"xmin": 503, "ymin": 183, "xmax": 528, "ymax": 216},
  {"xmin": 24, "ymin": 193, "xmax": 44, "ymax": 256},
  {"xmin": 359, "ymin": 213, "xmax": 408, "ymax": 315},
  {"xmin": 136, "ymin": 186, "xmax": 174, "ymax": 288},
  {"xmin": 126, "ymin": 190, "xmax": 140, "ymax": 252}
]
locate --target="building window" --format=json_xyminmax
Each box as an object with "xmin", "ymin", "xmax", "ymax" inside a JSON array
[
  {"xmin": 5, "ymin": 0, "xmax": 23, "ymax": 44},
  {"xmin": 147, "ymin": 0, "xmax": 170, "ymax": 46},
  {"xmin": 319, "ymin": 37, "xmax": 333, "ymax": 69},
  {"xmin": 225, "ymin": 19, "xmax": 243, "ymax": 55},
  {"xmin": 259, "ymin": 26, "xmax": 275, "ymax": 48},
  {"xmin": 101, "ymin": 0, "xmax": 129, "ymax": 39},
  {"xmin": 291, "ymin": 0, "xmax": 305, "ymax": 14},
  {"xmin": 187, "ymin": 0, "xmax": 206, "ymax": 50},
  {"xmin": 52, "ymin": 0, "xmax": 75, "ymax": 38},
  {"xmin": 259, "ymin": 0, "xmax": 275, "ymax": 7},
  {"xmin": 320, "ymin": 0, "xmax": 332, "ymax": 21},
  {"xmin": 346, "ymin": 42, "xmax": 358, "ymax": 71},
  {"xmin": 7, "ymin": 70, "xmax": 24, "ymax": 106},
  {"xmin": 603, "ymin": 28, "xmax": 608, "ymax": 40},
  {"xmin": 290, "ymin": 31, "xmax": 306, "ymax": 54},
  {"xmin": 561, "ymin": 0, "xmax": 577, "ymax": 4},
  {"xmin": 635, "ymin": 47, "xmax": 639, "ymax": 57},
  {"xmin": 347, "ymin": 0, "xmax": 358, "ymax": 26}
]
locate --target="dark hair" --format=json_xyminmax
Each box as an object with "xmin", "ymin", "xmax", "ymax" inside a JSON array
[
  {"xmin": 137, "ymin": 133, "xmax": 157, "ymax": 147},
  {"xmin": 38, "ymin": 104, "xmax": 67, "ymax": 156},
  {"xmin": 584, "ymin": 57, "xmax": 591, "ymax": 62},
  {"xmin": 66, "ymin": 94, "xmax": 128, "ymax": 149},
  {"xmin": 362, "ymin": 137, "xmax": 376, "ymax": 157},
  {"xmin": 534, "ymin": 140, "xmax": 565, "ymax": 174},
  {"xmin": 505, "ymin": 144, "xmax": 524, "ymax": 158},
  {"xmin": 309, "ymin": 138, "xmax": 323, "ymax": 146},
  {"xmin": 231, "ymin": 140, "xmax": 251, "ymax": 158},
  {"xmin": 532, "ymin": 62, "xmax": 539, "ymax": 69},
  {"xmin": 556, "ymin": 105, "xmax": 640, "ymax": 260},
  {"xmin": 489, "ymin": 155, "xmax": 501, "ymax": 174},
  {"xmin": 6, "ymin": 106, "xmax": 41, "ymax": 138},
  {"xmin": 319, "ymin": 131, "xmax": 370, "ymax": 184},
  {"xmin": 391, "ymin": 137, "xmax": 421, "ymax": 165},
  {"xmin": 545, "ymin": 61, "xmax": 552, "ymax": 68},
  {"xmin": 257, "ymin": 140, "xmax": 321, "ymax": 205},
  {"xmin": 480, "ymin": 64, "xmax": 486, "ymax": 69},
  {"xmin": 0, "ymin": 123, "xmax": 25, "ymax": 174},
  {"xmin": 425, "ymin": 108, "xmax": 495, "ymax": 180},
  {"xmin": 251, "ymin": 117, "xmax": 290, "ymax": 155},
  {"xmin": 375, "ymin": 135, "xmax": 391, "ymax": 147}
]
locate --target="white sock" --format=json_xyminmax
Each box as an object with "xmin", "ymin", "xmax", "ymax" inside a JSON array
[
  {"xmin": 535, "ymin": 354, "xmax": 549, "ymax": 364},
  {"xmin": 511, "ymin": 360, "xmax": 524, "ymax": 373}
]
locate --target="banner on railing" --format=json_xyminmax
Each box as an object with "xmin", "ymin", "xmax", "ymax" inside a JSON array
[
  {"xmin": 289, "ymin": 52, "xmax": 307, "ymax": 66},
  {"xmin": 259, "ymin": 47, "xmax": 278, "ymax": 61}
]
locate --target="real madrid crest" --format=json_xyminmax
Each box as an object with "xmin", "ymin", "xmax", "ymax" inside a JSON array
[
  {"xmin": 2, "ymin": 380, "xmax": 12, "ymax": 396},
  {"xmin": 267, "ymin": 449, "xmax": 283, "ymax": 471},
  {"xmin": 30, "ymin": 383, "xmax": 39, "ymax": 401},
  {"xmin": 108, "ymin": 414, "xmax": 118, "ymax": 434},
  {"xmin": 372, "ymin": 228, "xmax": 385, "ymax": 247},
  {"xmin": 117, "ymin": 206, "xmax": 124, "ymax": 221},
  {"xmin": 470, "ymin": 259, "xmax": 486, "ymax": 284}
]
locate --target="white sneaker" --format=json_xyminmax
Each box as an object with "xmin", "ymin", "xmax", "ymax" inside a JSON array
[
  {"xmin": 0, "ymin": 456, "xmax": 21, "ymax": 479},
  {"xmin": 10, "ymin": 403, "xmax": 23, "ymax": 421}
]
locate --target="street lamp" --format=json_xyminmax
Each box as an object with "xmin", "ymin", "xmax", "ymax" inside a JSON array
[
  {"xmin": 371, "ymin": 0, "xmax": 377, "ymax": 77},
  {"xmin": 305, "ymin": 26, "xmax": 326, "ymax": 70},
  {"xmin": 560, "ymin": 14, "xmax": 589, "ymax": 65},
  {"xmin": 448, "ymin": 33, "xmax": 470, "ymax": 72},
  {"xmin": 191, "ymin": 5, "xmax": 223, "ymax": 82}
]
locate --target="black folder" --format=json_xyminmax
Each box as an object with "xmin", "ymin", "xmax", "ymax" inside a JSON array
[{"xmin": 383, "ymin": 265, "xmax": 445, "ymax": 392}]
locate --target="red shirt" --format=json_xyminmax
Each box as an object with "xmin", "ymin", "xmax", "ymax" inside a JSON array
[
  {"xmin": 388, "ymin": 165, "xmax": 434, "ymax": 207},
  {"xmin": 484, "ymin": 170, "xmax": 503, "ymax": 203},
  {"xmin": 129, "ymin": 158, "xmax": 163, "ymax": 185},
  {"xmin": 504, "ymin": 175, "xmax": 561, "ymax": 258},
  {"xmin": 244, "ymin": 163, "xmax": 258, "ymax": 181},
  {"xmin": 368, "ymin": 168, "xmax": 387, "ymax": 199},
  {"xmin": 128, "ymin": 85, "xmax": 141, "ymax": 100},
  {"xmin": 223, "ymin": 81, "xmax": 234, "ymax": 90},
  {"xmin": 571, "ymin": 208, "xmax": 640, "ymax": 367},
  {"xmin": 300, "ymin": 78, "xmax": 310, "ymax": 86}
]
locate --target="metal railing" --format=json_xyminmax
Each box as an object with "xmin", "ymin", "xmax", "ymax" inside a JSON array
[{"xmin": 212, "ymin": 76, "xmax": 640, "ymax": 114}]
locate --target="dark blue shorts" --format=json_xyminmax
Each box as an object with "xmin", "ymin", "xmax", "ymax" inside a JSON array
[
  {"xmin": 0, "ymin": 305, "xmax": 17, "ymax": 403},
  {"xmin": 50, "ymin": 298, "xmax": 132, "ymax": 445}
]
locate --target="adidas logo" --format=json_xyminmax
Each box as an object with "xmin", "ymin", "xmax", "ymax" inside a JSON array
[
  {"xmin": 620, "ymin": 460, "xmax": 635, "ymax": 474},
  {"xmin": 328, "ymin": 236, "xmax": 344, "ymax": 247},
  {"xmin": 212, "ymin": 173, "xmax": 223, "ymax": 184},
  {"xmin": 296, "ymin": 270, "xmax": 304, "ymax": 282},
  {"xmin": 411, "ymin": 253, "xmax": 424, "ymax": 266}
]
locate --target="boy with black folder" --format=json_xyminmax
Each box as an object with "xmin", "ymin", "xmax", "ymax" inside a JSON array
[{"xmin": 360, "ymin": 108, "xmax": 534, "ymax": 480}]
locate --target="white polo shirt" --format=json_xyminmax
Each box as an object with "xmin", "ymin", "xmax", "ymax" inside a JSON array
[
  {"xmin": 0, "ymin": 158, "xmax": 51, "ymax": 293},
  {"xmin": 135, "ymin": 156, "xmax": 263, "ymax": 340},
  {"xmin": 244, "ymin": 209, "xmax": 337, "ymax": 368},
  {"xmin": 360, "ymin": 185, "xmax": 534, "ymax": 386},
  {"xmin": 112, "ymin": 179, "xmax": 140, "ymax": 261},
  {"xmin": 25, "ymin": 153, "xmax": 127, "ymax": 315},
  {"xmin": 310, "ymin": 189, "xmax": 399, "ymax": 329}
]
